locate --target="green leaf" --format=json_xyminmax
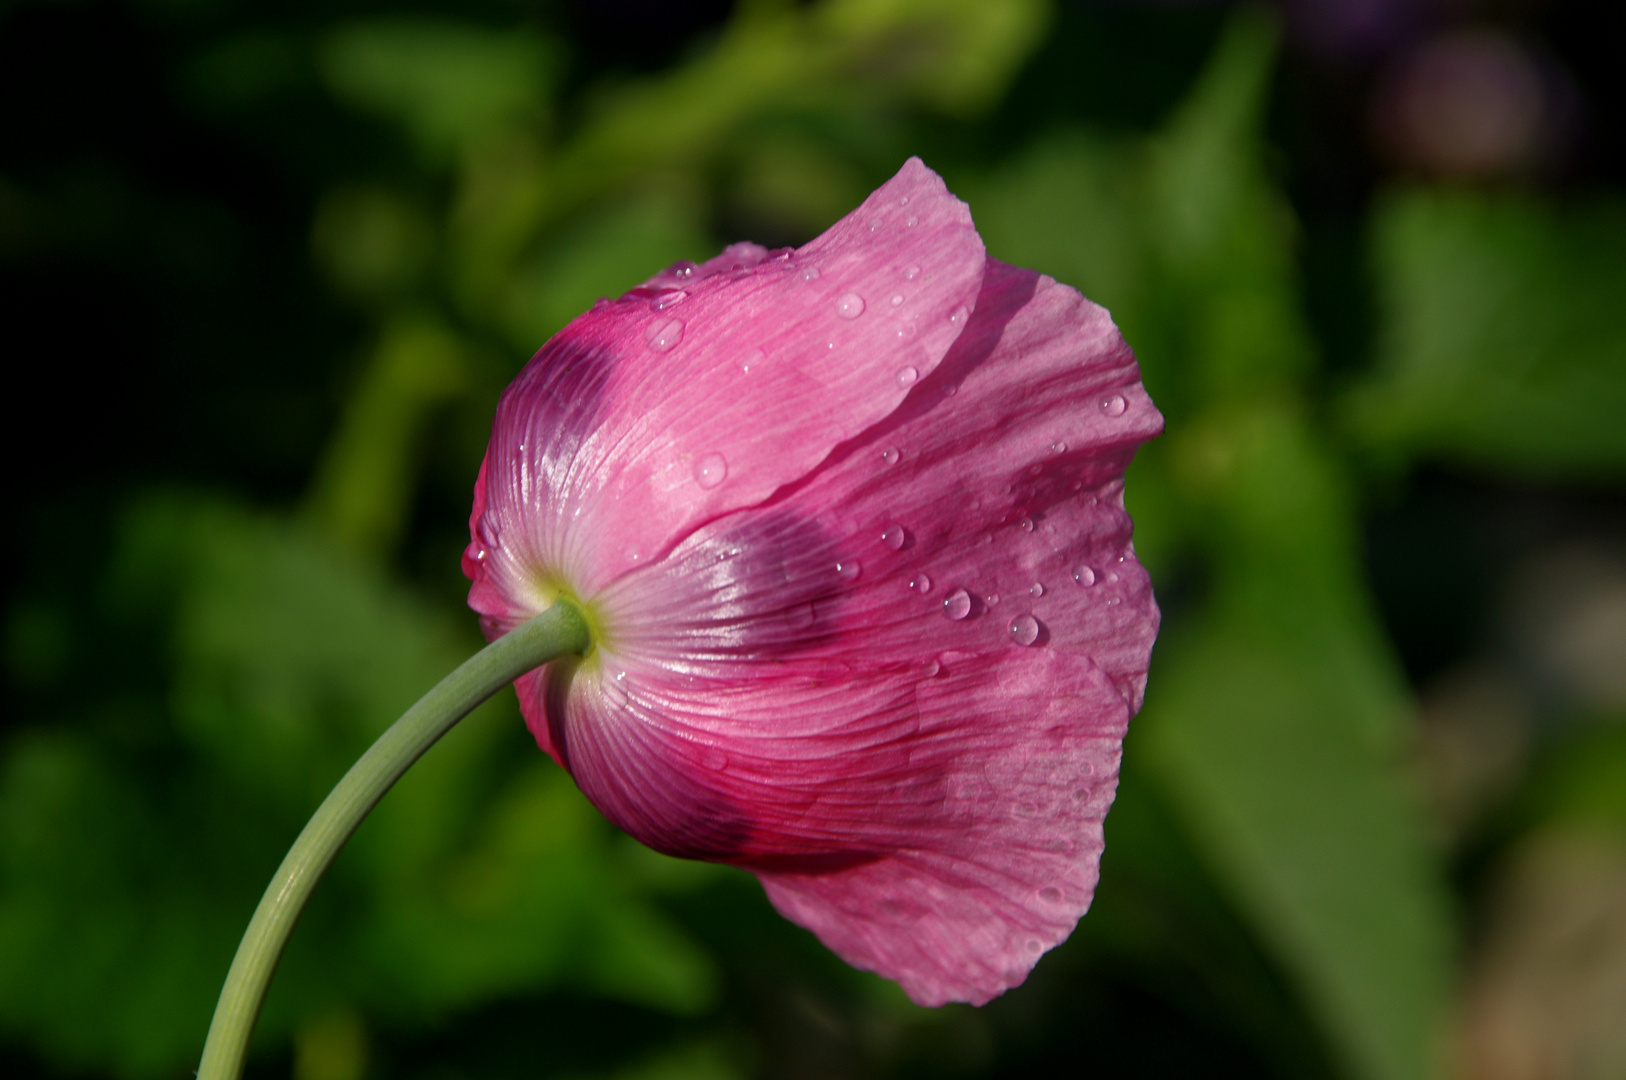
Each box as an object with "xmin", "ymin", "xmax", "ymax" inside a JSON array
[
  {"xmin": 1146, "ymin": 407, "xmax": 1453, "ymax": 1080},
  {"xmin": 1348, "ymin": 188, "xmax": 1626, "ymax": 476}
]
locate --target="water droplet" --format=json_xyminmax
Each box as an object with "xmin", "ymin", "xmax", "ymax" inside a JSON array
[
  {"xmin": 668, "ymin": 260, "xmax": 696, "ymax": 279},
  {"xmin": 881, "ymin": 525, "xmax": 906, "ymax": 550},
  {"xmin": 1039, "ymin": 886, "xmax": 1063, "ymax": 903},
  {"xmin": 911, "ymin": 573, "xmax": 932, "ymax": 594},
  {"xmin": 800, "ymin": 266, "xmax": 819, "ymax": 282},
  {"xmin": 835, "ymin": 560, "xmax": 862, "ymax": 581},
  {"xmin": 1050, "ymin": 440, "xmax": 1068, "ymax": 454},
  {"xmin": 943, "ymin": 588, "xmax": 972, "ymax": 620},
  {"xmin": 1072, "ymin": 565, "xmax": 1096, "ymax": 586},
  {"xmin": 1099, "ymin": 393, "xmax": 1126, "ymax": 417},
  {"xmin": 867, "ymin": 217, "xmax": 881, "ymax": 232},
  {"xmin": 890, "ymin": 293, "xmax": 904, "ymax": 307},
  {"xmin": 787, "ymin": 603, "xmax": 816, "ymax": 630},
  {"xmin": 942, "ymin": 383, "xmax": 958, "ymax": 397},
  {"xmin": 1019, "ymin": 518, "xmax": 1034, "ymax": 533},
  {"xmin": 693, "ymin": 452, "xmax": 727, "ymax": 489},
  {"xmin": 895, "ymin": 366, "xmax": 919, "ymax": 388},
  {"xmin": 1009, "ymin": 615, "xmax": 1040, "ymax": 646},
  {"xmin": 1026, "ymin": 938, "xmax": 1043, "ymax": 954},
  {"xmin": 1030, "ymin": 582, "xmax": 1045, "ymax": 598},
  {"xmin": 948, "ymin": 305, "xmax": 968, "ymax": 326},
  {"xmin": 701, "ymin": 747, "xmax": 728, "ymax": 771},
  {"xmin": 880, "ymin": 447, "xmax": 900, "ymax": 466},
  {"xmin": 646, "ymin": 317, "xmax": 684, "ymax": 351},
  {"xmin": 922, "ymin": 658, "xmax": 940, "ymax": 677},
  {"xmin": 835, "ymin": 292, "xmax": 865, "ymax": 319},
  {"xmin": 903, "ymin": 265, "xmax": 921, "ymax": 280},
  {"xmin": 738, "ymin": 348, "xmax": 764, "ymax": 373},
  {"xmin": 905, "ymin": 215, "xmax": 917, "ymax": 227},
  {"xmin": 649, "ymin": 288, "xmax": 686, "ymax": 311},
  {"xmin": 1107, "ymin": 571, "xmax": 1119, "ymax": 583},
  {"xmin": 985, "ymin": 593, "xmax": 1000, "ymax": 606}
]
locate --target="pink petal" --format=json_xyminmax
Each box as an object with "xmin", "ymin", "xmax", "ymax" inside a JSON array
[
  {"xmin": 516, "ymin": 258, "xmax": 1161, "ymax": 1003},
  {"xmin": 466, "ymin": 158, "xmax": 985, "ymax": 616}
]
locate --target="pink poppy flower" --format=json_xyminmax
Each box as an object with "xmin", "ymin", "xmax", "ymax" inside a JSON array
[{"xmin": 464, "ymin": 158, "xmax": 1161, "ymax": 1006}]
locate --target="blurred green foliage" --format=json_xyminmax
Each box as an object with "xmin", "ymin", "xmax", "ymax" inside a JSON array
[{"xmin": 2, "ymin": 2, "xmax": 1623, "ymax": 1080}]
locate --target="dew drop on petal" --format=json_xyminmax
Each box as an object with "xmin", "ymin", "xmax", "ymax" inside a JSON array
[
  {"xmin": 738, "ymin": 348, "xmax": 764, "ymax": 373},
  {"xmin": 943, "ymin": 588, "xmax": 972, "ymax": 620},
  {"xmin": 867, "ymin": 217, "xmax": 881, "ymax": 232},
  {"xmin": 881, "ymin": 525, "xmax": 906, "ymax": 550},
  {"xmin": 986, "ymin": 593, "xmax": 1000, "ymax": 606},
  {"xmin": 701, "ymin": 747, "xmax": 728, "ymax": 771},
  {"xmin": 1009, "ymin": 615, "xmax": 1040, "ymax": 646},
  {"xmin": 1026, "ymin": 938, "xmax": 1043, "ymax": 954},
  {"xmin": 922, "ymin": 658, "xmax": 940, "ymax": 677},
  {"xmin": 895, "ymin": 366, "xmax": 919, "ymax": 388},
  {"xmin": 669, "ymin": 260, "xmax": 696, "ymax": 279},
  {"xmin": 1051, "ymin": 441, "xmax": 1068, "ymax": 454},
  {"xmin": 890, "ymin": 293, "xmax": 904, "ymax": 307},
  {"xmin": 880, "ymin": 447, "xmax": 900, "ymax": 466},
  {"xmin": 911, "ymin": 573, "xmax": 932, "ymax": 594},
  {"xmin": 1039, "ymin": 886, "xmax": 1063, "ymax": 903},
  {"xmin": 1099, "ymin": 393, "xmax": 1127, "ymax": 417},
  {"xmin": 1072, "ymin": 565, "xmax": 1096, "ymax": 587},
  {"xmin": 835, "ymin": 560, "xmax": 862, "ymax": 581},
  {"xmin": 948, "ymin": 305, "xmax": 968, "ymax": 326},
  {"xmin": 898, "ymin": 194, "xmax": 910, "ymax": 206},
  {"xmin": 646, "ymin": 318, "xmax": 684, "ymax": 351},
  {"xmin": 800, "ymin": 266, "xmax": 819, "ymax": 282},
  {"xmin": 836, "ymin": 293, "xmax": 865, "ymax": 319},
  {"xmin": 905, "ymin": 215, "xmax": 917, "ymax": 227},
  {"xmin": 1019, "ymin": 518, "xmax": 1034, "ymax": 533},
  {"xmin": 693, "ymin": 452, "xmax": 727, "ymax": 489},
  {"xmin": 903, "ymin": 264, "xmax": 921, "ymax": 280},
  {"xmin": 649, "ymin": 289, "xmax": 687, "ymax": 311},
  {"xmin": 1030, "ymin": 582, "xmax": 1045, "ymax": 598}
]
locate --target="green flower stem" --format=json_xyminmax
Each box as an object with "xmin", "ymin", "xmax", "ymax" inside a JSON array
[{"xmin": 197, "ymin": 601, "xmax": 591, "ymax": 1080}]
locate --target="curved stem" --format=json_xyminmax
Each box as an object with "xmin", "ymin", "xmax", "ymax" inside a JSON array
[{"xmin": 197, "ymin": 602, "xmax": 591, "ymax": 1080}]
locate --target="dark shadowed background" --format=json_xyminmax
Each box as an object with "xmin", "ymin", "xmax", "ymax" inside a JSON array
[{"xmin": 3, "ymin": 2, "xmax": 1624, "ymax": 1079}]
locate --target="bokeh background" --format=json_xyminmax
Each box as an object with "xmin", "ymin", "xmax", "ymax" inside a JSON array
[{"xmin": 2, "ymin": 1, "xmax": 1624, "ymax": 1079}]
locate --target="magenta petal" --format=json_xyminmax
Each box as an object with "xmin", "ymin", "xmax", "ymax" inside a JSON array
[
  {"xmin": 467, "ymin": 157, "xmax": 985, "ymax": 609},
  {"xmin": 469, "ymin": 159, "xmax": 1161, "ymax": 1005},
  {"xmin": 499, "ymin": 258, "xmax": 1159, "ymax": 1004}
]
